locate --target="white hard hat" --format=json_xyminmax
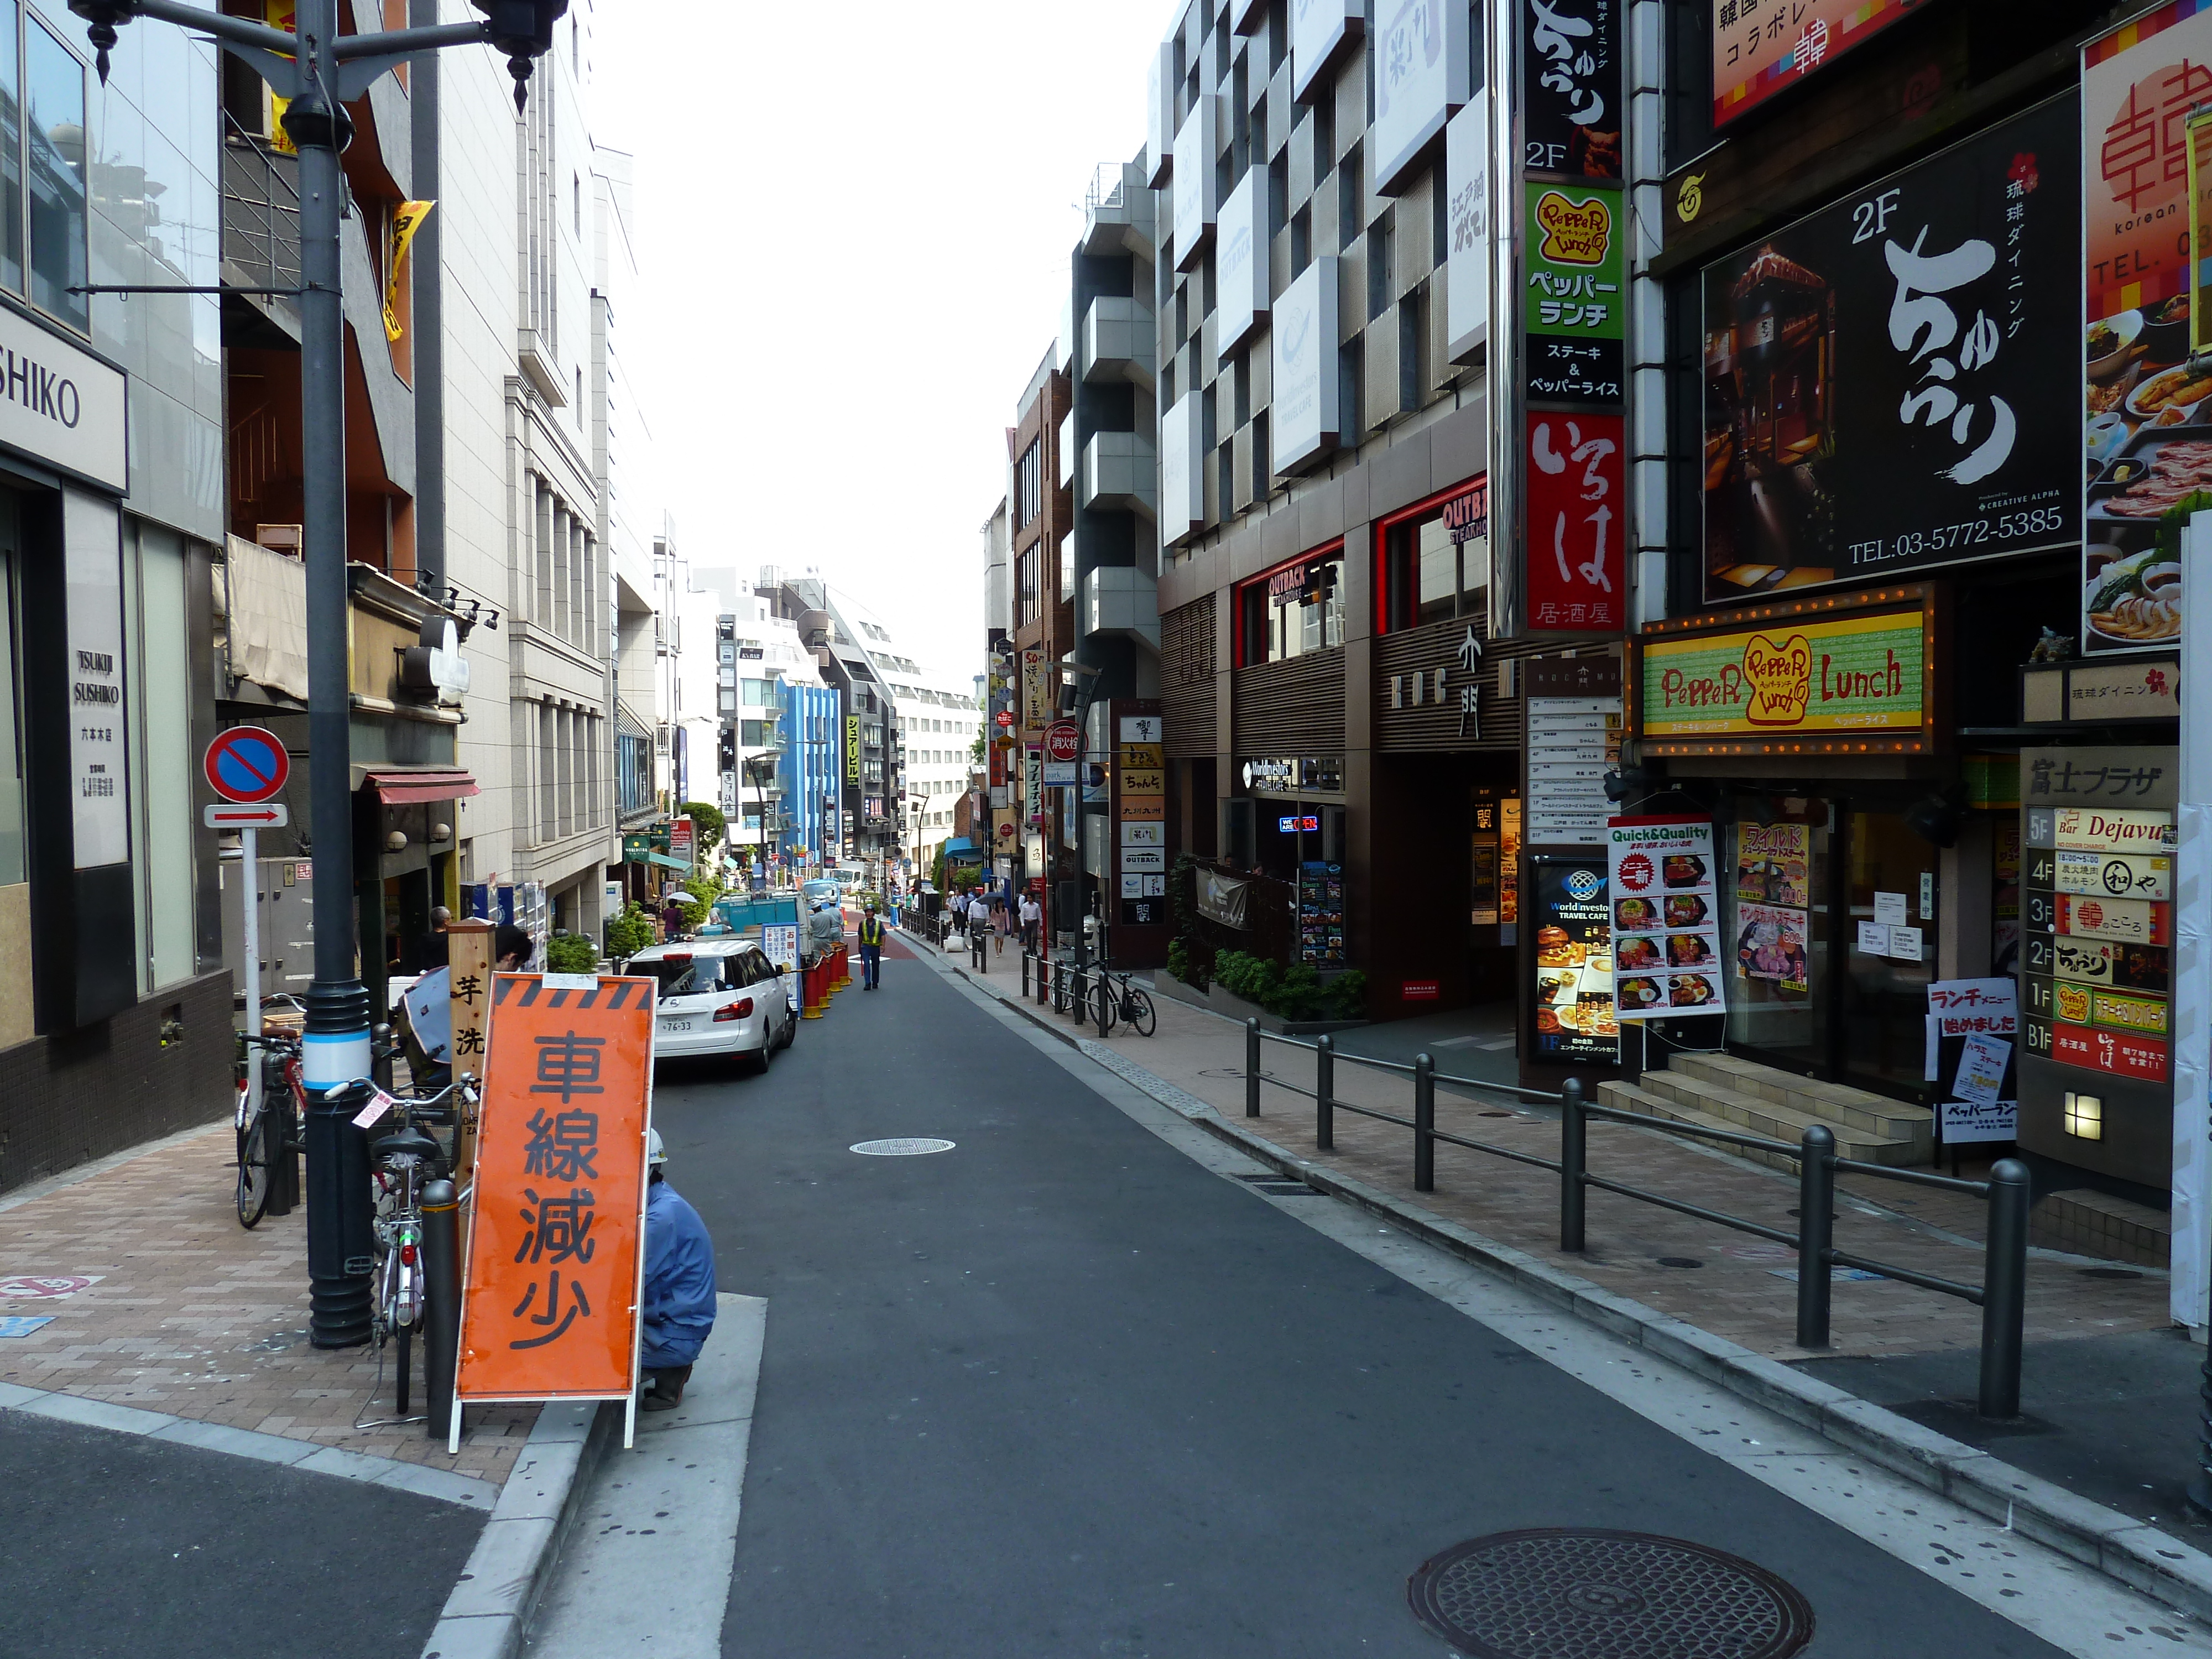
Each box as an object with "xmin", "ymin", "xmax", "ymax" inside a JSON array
[{"xmin": 646, "ymin": 1127, "xmax": 666, "ymax": 1169}]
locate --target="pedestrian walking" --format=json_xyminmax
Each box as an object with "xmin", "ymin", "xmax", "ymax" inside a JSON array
[
  {"xmin": 661, "ymin": 893, "xmax": 687, "ymax": 942},
  {"xmin": 1019, "ymin": 890, "xmax": 1041, "ymax": 956},
  {"xmin": 968, "ymin": 889, "xmax": 990, "ymax": 971},
  {"xmin": 992, "ymin": 889, "xmax": 1013, "ymax": 956},
  {"xmin": 858, "ymin": 903, "xmax": 886, "ymax": 990}
]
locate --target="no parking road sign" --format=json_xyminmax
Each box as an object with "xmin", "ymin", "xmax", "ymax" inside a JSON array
[{"xmin": 204, "ymin": 726, "xmax": 290, "ymax": 804}]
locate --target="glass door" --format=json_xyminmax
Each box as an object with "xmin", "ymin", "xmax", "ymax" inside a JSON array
[
  {"xmin": 1720, "ymin": 806, "xmax": 1830, "ymax": 1073},
  {"xmin": 1839, "ymin": 808, "xmax": 1938, "ymax": 1101}
]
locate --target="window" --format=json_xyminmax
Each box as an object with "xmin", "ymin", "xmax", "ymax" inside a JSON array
[
  {"xmin": 1237, "ymin": 547, "xmax": 1345, "ymax": 665},
  {"xmin": 1017, "ymin": 545, "xmax": 1038, "ymax": 623},
  {"xmin": 1367, "ymin": 215, "xmax": 1392, "ymax": 321},
  {"xmin": 24, "ymin": 17, "xmax": 84, "ymax": 331},
  {"xmin": 1379, "ymin": 478, "xmax": 1490, "ymax": 631},
  {"xmin": 740, "ymin": 677, "xmax": 774, "ymax": 705},
  {"xmin": 1290, "ymin": 206, "xmax": 1310, "ymax": 277},
  {"xmin": 1338, "ymin": 141, "xmax": 1361, "ymax": 252},
  {"xmin": 1015, "ymin": 439, "xmax": 1042, "ymax": 526},
  {"xmin": 740, "ymin": 718, "xmax": 775, "ymax": 747}
]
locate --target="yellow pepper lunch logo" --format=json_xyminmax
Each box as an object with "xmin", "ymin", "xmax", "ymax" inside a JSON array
[
  {"xmin": 1644, "ymin": 612, "xmax": 1924, "ymax": 737},
  {"xmin": 1533, "ymin": 191, "xmax": 1611, "ymax": 265}
]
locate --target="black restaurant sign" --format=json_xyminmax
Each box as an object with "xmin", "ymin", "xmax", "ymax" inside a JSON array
[
  {"xmin": 1522, "ymin": 0, "xmax": 1621, "ymax": 181},
  {"xmin": 1700, "ymin": 93, "xmax": 2079, "ymax": 607}
]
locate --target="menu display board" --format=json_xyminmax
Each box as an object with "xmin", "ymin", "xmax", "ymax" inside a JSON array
[
  {"xmin": 1608, "ymin": 816, "xmax": 1728, "ymax": 1020},
  {"xmin": 1526, "ymin": 695, "xmax": 1622, "ymax": 843},
  {"xmin": 1928, "ymin": 978, "xmax": 2020, "ymax": 1145},
  {"xmin": 1299, "ymin": 862, "xmax": 1346, "ymax": 963},
  {"xmin": 1531, "ymin": 856, "xmax": 1618, "ymax": 1064}
]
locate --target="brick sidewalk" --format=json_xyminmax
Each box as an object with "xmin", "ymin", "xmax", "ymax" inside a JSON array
[
  {"xmin": 0, "ymin": 1125, "xmax": 535, "ymax": 1483},
  {"xmin": 962, "ymin": 961, "xmax": 2172, "ymax": 1364}
]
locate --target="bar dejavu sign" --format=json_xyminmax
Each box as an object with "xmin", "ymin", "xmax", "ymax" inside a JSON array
[{"xmin": 1641, "ymin": 610, "xmax": 1926, "ymax": 739}]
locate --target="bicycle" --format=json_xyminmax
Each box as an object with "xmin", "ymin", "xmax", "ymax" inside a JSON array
[
  {"xmin": 1091, "ymin": 967, "xmax": 1157, "ymax": 1039},
  {"xmin": 233, "ymin": 1000, "xmax": 308, "ymax": 1229},
  {"xmin": 327, "ymin": 1072, "xmax": 473, "ymax": 1416}
]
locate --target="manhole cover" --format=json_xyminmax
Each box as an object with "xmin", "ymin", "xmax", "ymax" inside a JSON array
[
  {"xmin": 849, "ymin": 1138, "xmax": 956, "ymax": 1157},
  {"xmin": 1407, "ymin": 1529, "xmax": 1814, "ymax": 1658}
]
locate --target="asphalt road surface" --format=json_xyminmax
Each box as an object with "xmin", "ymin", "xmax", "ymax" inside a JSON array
[
  {"xmin": 0, "ymin": 1411, "xmax": 482, "ymax": 1659},
  {"xmin": 639, "ymin": 941, "xmax": 2153, "ymax": 1657}
]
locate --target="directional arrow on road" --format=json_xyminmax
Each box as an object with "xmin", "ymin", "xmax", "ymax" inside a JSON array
[{"xmin": 204, "ymin": 803, "xmax": 289, "ymax": 828}]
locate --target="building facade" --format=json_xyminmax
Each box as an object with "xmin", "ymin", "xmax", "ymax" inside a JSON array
[{"xmin": 0, "ymin": 7, "xmax": 234, "ymax": 1188}]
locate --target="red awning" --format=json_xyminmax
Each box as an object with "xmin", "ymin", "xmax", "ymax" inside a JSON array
[{"xmin": 362, "ymin": 767, "xmax": 478, "ymax": 805}]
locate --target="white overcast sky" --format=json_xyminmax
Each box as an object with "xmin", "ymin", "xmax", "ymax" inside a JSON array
[{"xmin": 592, "ymin": 3, "xmax": 1168, "ymax": 684}]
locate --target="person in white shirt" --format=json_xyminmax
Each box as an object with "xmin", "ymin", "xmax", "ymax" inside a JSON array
[{"xmin": 1019, "ymin": 893, "xmax": 1041, "ymax": 954}]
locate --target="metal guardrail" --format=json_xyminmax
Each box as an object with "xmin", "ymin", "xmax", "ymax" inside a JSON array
[{"xmin": 1239, "ymin": 1018, "xmax": 2028, "ymax": 1419}]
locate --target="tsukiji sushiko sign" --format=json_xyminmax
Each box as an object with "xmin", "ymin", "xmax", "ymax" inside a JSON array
[{"xmin": 1635, "ymin": 587, "xmax": 1938, "ymax": 757}]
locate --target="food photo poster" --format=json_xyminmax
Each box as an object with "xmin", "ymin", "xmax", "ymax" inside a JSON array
[{"xmin": 1609, "ymin": 817, "xmax": 1729, "ymax": 1021}]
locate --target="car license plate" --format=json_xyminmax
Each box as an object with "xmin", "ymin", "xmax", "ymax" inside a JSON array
[{"xmin": 661, "ymin": 1019, "xmax": 692, "ymax": 1034}]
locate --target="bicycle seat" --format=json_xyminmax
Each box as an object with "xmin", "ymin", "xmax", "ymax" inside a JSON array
[{"xmin": 372, "ymin": 1123, "xmax": 444, "ymax": 1166}]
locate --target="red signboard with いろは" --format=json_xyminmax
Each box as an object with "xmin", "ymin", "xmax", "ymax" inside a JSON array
[{"xmin": 1525, "ymin": 412, "xmax": 1624, "ymax": 632}]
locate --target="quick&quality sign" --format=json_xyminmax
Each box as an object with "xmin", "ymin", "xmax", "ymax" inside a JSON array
[{"xmin": 455, "ymin": 974, "xmax": 654, "ymax": 1415}]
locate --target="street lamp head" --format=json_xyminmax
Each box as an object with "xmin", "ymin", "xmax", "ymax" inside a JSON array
[
  {"xmin": 472, "ymin": 0, "xmax": 568, "ymax": 111},
  {"xmin": 65, "ymin": 1, "xmax": 137, "ymax": 82}
]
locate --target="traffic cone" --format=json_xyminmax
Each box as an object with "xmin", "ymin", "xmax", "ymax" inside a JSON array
[{"xmin": 802, "ymin": 959, "xmax": 824, "ymax": 1019}]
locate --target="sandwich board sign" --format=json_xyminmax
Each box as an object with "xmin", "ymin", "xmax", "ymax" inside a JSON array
[{"xmin": 452, "ymin": 971, "xmax": 656, "ymax": 1450}]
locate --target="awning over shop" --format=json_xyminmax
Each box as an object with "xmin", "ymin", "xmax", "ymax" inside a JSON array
[
  {"xmin": 640, "ymin": 851, "xmax": 689, "ymax": 871},
  {"xmin": 943, "ymin": 837, "xmax": 975, "ymax": 853},
  {"xmin": 361, "ymin": 766, "xmax": 478, "ymax": 805}
]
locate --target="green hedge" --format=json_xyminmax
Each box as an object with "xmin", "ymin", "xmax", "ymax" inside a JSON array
[
  {"xmin": 545, "ymin": 933, "xmax": 598, "ymax": 974},
  {"xmin": 1212, "ymin": 951, "xmax": 1366, "ymax": 1021}
]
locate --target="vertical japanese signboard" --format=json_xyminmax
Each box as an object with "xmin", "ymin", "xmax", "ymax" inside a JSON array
[
  {"xmin": 1702, "ymin": 95, "xmax": 2078, "ymax": 606},
  {"xmin": 1500, "ymin": 0, "xmax": 1626, "ymax": 640},
  {"xmin": 2017, "ymin": 744, "xmax": 2177, "ymax": 1193},
  {"xmin": 455, "ymin": 973, "xmax": 655, "ymax": 1441},
  {"xmin": 2081, "ymin": 7, "xmax": 2212, "ymax": 657}
]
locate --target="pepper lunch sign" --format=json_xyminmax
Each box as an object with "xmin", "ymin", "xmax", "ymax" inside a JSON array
[{"xmin": 1640, "ymin": 608, "xmax": 1928, "ymax": 745}]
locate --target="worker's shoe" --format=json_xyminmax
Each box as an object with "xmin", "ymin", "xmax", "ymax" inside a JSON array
[{"xmin": 640, "ymin": 1365, "xmax": 692, "ymax": 1411}]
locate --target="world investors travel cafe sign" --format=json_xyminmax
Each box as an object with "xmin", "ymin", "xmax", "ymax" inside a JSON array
[{"xmin": 1635, "ymin": 591, "xmax": 1937, "ymax": 757}]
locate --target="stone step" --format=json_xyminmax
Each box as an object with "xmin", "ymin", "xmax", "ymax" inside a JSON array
[
  {"xmin": 1600, "ymin": 1074, "xmax": 1926, "ymax": 1168},
  {"xmin": 1594, "ymin": 1079, "xmax": 1802, "ymax": 1176},
  {"xmin": 2030, "ymin": 1190, "xmax": 2171, "ymax": 1269},
  {"xmin": 1665, "ymin": 1050, "xmax": 1931, "ymax": 1142}
]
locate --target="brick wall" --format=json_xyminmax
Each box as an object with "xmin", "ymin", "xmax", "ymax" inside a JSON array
[{"xmin": 0, "ymin": 971, "xmax": 233, "ymax": 1194}]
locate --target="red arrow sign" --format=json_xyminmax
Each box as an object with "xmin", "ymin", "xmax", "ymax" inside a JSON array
[{"xmin": 204, "ymin": 803, "xmax": 290, "ymax": 828}]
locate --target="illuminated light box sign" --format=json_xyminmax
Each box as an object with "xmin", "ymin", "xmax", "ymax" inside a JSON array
[{"xmin": 1640, "ymin": 607, "xmax": 1928, "ymax": 745}]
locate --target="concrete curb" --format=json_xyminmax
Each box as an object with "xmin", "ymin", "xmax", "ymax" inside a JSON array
[
  {"xmin": 0, "ymin": 1378, "xmax": 501, "ymax": 1510},
  {"xmin": 419, "ymin": 1398, "xmax": 620, "ymax": 1659},
  {"xmin": 935, "ymin": 951, "xmax": 2212, "ymax": 1624}
]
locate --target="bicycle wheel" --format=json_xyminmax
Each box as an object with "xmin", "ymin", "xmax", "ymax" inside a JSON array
[
  {"xmin": 1092, "ymin": 975, "xmax": 1115, "ymax": 1035},
  {"xmin": 395, "ymin": 1323, "xmax": 411, "ymax": 1415},
  {"xmin": 235, "ymin": 1106, "xmax": 274, "ymax": 1229},
  {"xmin": 1052, "ymin": 966, "xmax": 1069, "ymax": 1014},
  {"xmin": 1125, "ymin": 989, "xmax": 1156, "ymax": 1037}
]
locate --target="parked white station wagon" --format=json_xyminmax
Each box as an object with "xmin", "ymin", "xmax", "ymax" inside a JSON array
[{"xmin": 630, "ymin": 940, "xmax": 796, "ymax": 1072}]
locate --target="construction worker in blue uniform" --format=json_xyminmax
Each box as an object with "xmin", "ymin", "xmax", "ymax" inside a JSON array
[
  {"xmin": 639, "ymin": 1128, "xmax": 716, "ymax": 1411},
  {"xmin": 858, "ymin": 903, "xmax": 886, "ymax": 989}
]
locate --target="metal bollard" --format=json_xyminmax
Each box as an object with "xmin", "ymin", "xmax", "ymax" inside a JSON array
[
  {"xmin": 1245, "ymin": 1018, "xmax": 1261, "ymax": 1117},
  {"xmin": 1021, "ymin": 952, "xmax": 1030, "ymax": 997},
  {"xmin": 1980, "ymin": 1157, "xmax": 2029, "ymax": 1420},
  {"xmin": 1559, "ymin": 1076, "xmax": 1587, "ymax": 1251},
  {"xmin": 1315, "ymin": 1035, "xmax": 1334, "ymax": 1151},
  {"xmin": 1796, "ymin": 1124, "xmax": 1835, "ymax": 1350},
  {"xmin": 1073, "ymin": 966, "xmax": 1087, "ymax": 1028},
  {"xmin": 1413, "ymin": 1054, "xmax": 1434, "ymax": 1193},
  {"xmin": 420, "ymin": 1177, "xmax": 462, "ymax": 1441}
]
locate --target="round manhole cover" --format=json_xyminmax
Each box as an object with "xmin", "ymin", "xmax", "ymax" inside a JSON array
[
  {"xmin": 1407, "ymin": 1529, "xmax": 1814, "ymax": 1658},
  {"xmin": 849, "ymin": 1138, "xmax": 956, "ymax": 1157}
]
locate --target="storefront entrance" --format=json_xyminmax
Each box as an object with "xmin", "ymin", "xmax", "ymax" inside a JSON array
[{"xmin": 1711, "ymin": 796, "xmax": 1940, "ymax": 1103}]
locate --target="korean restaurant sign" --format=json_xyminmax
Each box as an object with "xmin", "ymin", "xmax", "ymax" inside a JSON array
[
  {"xmin": 2080, "ymin": 8, "xmax": 2212, "ymax": 659},
  {"xmin": 1640, "ymin": 608, "xmax": 1928, "ymax": 742},
  {"xmin": 1700, "ymin": 96, "xmax": 2078, "ymax": 608},
  {"xmin": 455, "ymin": 973, "xmax": 654, "ymax": 1418},
  {"xmin": 1712, "ymin": 0, "xmax": 1929, "ymax": 131}
]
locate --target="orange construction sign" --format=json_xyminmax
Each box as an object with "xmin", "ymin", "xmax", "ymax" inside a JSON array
[{"xmin": 453, "ymin": 973, "xmax": 656, "ymax": 1434}]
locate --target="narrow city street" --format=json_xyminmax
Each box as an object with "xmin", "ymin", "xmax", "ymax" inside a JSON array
[{"xmin": 518, "ymin": 937, "xmax": 2204, "ymax": 1658}]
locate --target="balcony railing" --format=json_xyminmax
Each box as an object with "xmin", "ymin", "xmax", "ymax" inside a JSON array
[{"xmin": 222, "ymin": 112, "xmax": 301, "ymax": 298}]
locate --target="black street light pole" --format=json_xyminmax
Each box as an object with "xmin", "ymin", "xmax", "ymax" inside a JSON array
[{"xmin": 70, "ymin": 0, "xmax": 565, "ymax": 1349}]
